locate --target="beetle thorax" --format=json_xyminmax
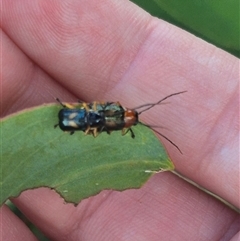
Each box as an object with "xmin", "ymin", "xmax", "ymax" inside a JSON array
[{"xmin": 124, "ymin": 109, "xmax": 138, "ymax": 128}]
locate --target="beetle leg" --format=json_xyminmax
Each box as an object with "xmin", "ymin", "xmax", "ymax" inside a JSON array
[
  {"xmin": 122, "ymin": 128, "xmax": 135, "ymax": 138},
  {"xmin": 84, "ymin": 126, "xmax": 91, "ymax": 135},
  {"xmin": 56, "ymin": 98, "xmax": 75, "ymax": 109},
  {"xmin": 92, "ymin": 128, "xmax": 99, "ymax": 137},
  {"xmin": 115, "ymin": 101, "xmax": 121, "ymax": 106},
  {"xmin": 82, "ymin": 102, "xmax": 90, "ymax": 111}
]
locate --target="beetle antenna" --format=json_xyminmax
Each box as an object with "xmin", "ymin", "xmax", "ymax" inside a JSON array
[
  {"xmin": 140, "ymin": 122, "xmax": 183, "ymax": 154},
  {"xmin": 137, "ymin": 91, "xmax": 187, "ymax": 114}
]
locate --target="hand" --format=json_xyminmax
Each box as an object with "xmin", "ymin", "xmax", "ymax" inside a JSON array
[{"xmin": 1, "ymin": 1, "xmax": 239, "ymax": 240}]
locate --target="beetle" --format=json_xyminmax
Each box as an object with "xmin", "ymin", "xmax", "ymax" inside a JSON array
[{"xmin": 55, "ymin": 91, "xmax": 186, "ymax": 153}]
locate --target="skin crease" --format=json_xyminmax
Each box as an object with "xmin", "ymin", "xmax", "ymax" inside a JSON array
[{"xmin": 1, "ymin": 0, "xmax": 239, "ymax": 240}]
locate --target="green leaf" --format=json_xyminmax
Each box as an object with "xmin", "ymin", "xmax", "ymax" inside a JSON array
[
  {"xmin": 0, "ymin": 105, "xmax": 174, "ymax": 206},
  {"xmin": 131, "ymin": 0, "xmax": 239, "ymax": 57}
]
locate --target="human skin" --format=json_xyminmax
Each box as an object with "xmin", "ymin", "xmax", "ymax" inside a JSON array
[{"xmin": 1, "ymin": 0, "xmax": 239, "ymax": 240}]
